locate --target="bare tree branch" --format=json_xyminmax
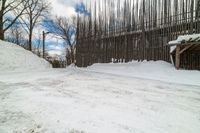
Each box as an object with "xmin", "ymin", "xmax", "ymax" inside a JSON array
[
  {"xmin": 19, "ymin": 0, "xmax": 50, "ymax": 51},
  {"xmin": 44, "ymin": 16, "xmax": 77, "ymax": 64},
  {"xmin": 0, "ymin": 0, "xmax": 29, "ymax": 40}
]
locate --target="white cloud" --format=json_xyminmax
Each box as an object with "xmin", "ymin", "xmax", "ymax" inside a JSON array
[
  {"xmin": 48, "ymin": 45, "xmax": 63, "ymax": 51},
  {"xmin": 43, "ymin": 0, "xmax": 77, "ymax": 59},
  {"xmin": 48, "ymin": 0, "xmax": 77, "ymax": 17},
  {"xmin": 48, "ymin": 50, "xmax": 63, "ymax": 56}
]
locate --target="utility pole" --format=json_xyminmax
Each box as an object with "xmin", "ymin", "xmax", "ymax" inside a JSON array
[
  {"xmin": 42, "ymin": 31, "xmax": 50, "ymax": 59},
  {"xmin": 43, "ymin": 31, "xmax": 45, "ymax": 58}
]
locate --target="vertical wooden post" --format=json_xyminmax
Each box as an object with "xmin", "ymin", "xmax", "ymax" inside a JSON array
[
  {"xmin": 176, "ymin": 45, "xmax": 181, "ymax": 69},
  {"xmin": 42, "ymin": 31, "xmax": 45, "ymax": 59}
]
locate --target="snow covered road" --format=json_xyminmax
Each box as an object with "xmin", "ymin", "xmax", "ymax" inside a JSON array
[{"xmin": 0, "ymin": 68, "xmax": 200, "ymax": 133}]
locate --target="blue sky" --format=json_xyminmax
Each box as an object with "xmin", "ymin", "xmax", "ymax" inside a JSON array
[
  {"xmin": 44, "ymin": 0, "xmax": 77, "ymax": 57},
  {"xmin": 44, "ymin": 0, "xmax": 91, "ymax": 58}
]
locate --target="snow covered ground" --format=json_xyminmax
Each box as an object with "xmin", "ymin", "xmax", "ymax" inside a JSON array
[
  {"xmin": 0, "ymin": 66, "xmax": 200, "ymax": 133},
  {"xmin": 0, "ymin": 40, "xmax": 200, "ymax": 133}
]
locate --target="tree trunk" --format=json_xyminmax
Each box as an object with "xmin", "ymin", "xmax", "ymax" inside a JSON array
[
  {"xmin": 28, "ymin": 29, "xmax": 32, "ymax": 51},
  {"xmin": 0, "ymin": 30, "xmax": 4, "ymax": 40},
  {"xmin": 0, "ymin": 15, "xmax": 4, "ymax": 40},
  {"xmin": 70, "ymin": 47, "xmax": 74, "ymax": 64}
]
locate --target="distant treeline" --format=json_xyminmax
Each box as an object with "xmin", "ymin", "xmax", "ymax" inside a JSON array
[{"xmin": 76, "ymin": 0, "xmax": 200, "ymax": 67}]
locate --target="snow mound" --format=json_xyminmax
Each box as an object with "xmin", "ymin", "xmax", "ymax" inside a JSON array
[
  {"xmin": 0, "ymin": 40, "xmax": 51, "ymax": 71},
  {"xmin": 86, "ymin": 61, "xmax": 200, "ymax": 86}
]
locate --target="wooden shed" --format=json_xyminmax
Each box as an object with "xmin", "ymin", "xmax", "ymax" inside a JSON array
[{"xmin": 168, "ymin": 34, "xmax": 200, "ymax": 70}]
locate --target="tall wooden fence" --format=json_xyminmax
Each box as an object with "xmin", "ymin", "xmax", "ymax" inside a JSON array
[{"xmin": 76, "ymin": 0, "xmax": 200, "ymax": 67}]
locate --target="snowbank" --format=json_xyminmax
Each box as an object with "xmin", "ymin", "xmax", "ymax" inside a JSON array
[
  {"xmin": 0, "ymin": 40, "xmax": 51, "ymax": 71},
  {"xmin": 86, "ymin": 61, "xmax": 200, "ymax": 86}
]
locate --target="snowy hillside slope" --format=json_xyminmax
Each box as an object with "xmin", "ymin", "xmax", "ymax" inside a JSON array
[
  {"xmin": 0, "ymin": 40, "xmax": 51, "ymax": 71},
  {"xmin": 86, "ymin": 61, "xmax": 200, "ymax": 86}
]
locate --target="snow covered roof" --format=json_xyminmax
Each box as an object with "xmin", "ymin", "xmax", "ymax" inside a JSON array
[{"xmin": 168, "ymin": 34, "xmax": 200, "ymax": 46}]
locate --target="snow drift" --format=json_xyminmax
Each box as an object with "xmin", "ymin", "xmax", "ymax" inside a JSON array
[
  {"xmin": 0, "ymin": 40, "xmax": 51, "ymax": 71},
  {"xmin": 86, "ymin": 61, "xmax": 200, "ymax": 86}
]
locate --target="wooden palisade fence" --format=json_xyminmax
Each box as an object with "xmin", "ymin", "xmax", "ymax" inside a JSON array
[{"xmin": 76, "ymin": 0, "xmax": 200, "ymax": 67}]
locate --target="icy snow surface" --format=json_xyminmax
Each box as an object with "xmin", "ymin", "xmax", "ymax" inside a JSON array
[
  {"xmin": 0, "ymin": 40, "xmax": 51, "ymax": 71},
  {"xmin": 0, "ymin": 64, "xmax": 200, "ymax": 133}
]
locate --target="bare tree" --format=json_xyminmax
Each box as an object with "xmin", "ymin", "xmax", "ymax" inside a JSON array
[
  {"xmin": 20, "ymin": 0, "xmax": 50, "ymax": 51},
  {"xmin": 35, "ymin": 32, "xmax": 42, "ymax": 57},
  {"xmin": 7, "ymin": 23, "xmax": 24, "ymax": 45},
  {"xmin": 6, "ymin": 27, "xmax": 29, "ymax": 49},
  {"xmin": 44, "ymin": 16, "xmax": 76, "ymax": 64},
  {"xmin": 0, "ymin": 0, "xmax": 28, "ymax": 40}
]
